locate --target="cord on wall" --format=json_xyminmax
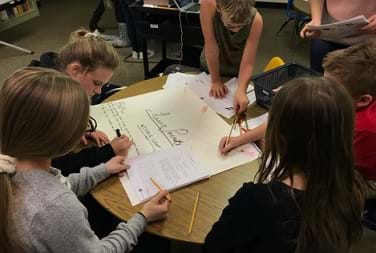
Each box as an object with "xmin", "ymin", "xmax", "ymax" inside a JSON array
[{"xmin": 178, "ymin": 9, "xmax": 184, "ymax": 65}]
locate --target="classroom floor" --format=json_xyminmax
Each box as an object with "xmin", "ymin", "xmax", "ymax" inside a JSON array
[
  {"xmin": 1, "ymin": 0, "xmax": 375, "ymax": 252},
  {"xmin": 0, "ymin": 0, "xmax": 310, "ymax": 85}
]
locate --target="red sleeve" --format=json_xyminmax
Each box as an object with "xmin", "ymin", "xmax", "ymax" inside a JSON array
[{"xmin": 353, "ymin": 130, "xmax": 376, "ymax": 180}]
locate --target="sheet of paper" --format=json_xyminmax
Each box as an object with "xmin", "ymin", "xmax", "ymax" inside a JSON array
[
  {"xmin": 247, "ymin": 113, "xmax": 268, "ymax": 129},
  {"xmin": 163, "ymin": 72, "xmax": 197, "ymax": 89},
  {"xmin": 90, "ymin": 88, "xmax": 258, "ymax": 176},
  {"xmin": 307, "ymin": 15, "xmax": 369, "ymax": 42},
  {"xmin": 120, "ymin": 145, "xmax": 209, "ymax": 206},
  {"xmin": 186, "ymin": 73, "xmax": 256, "ymax": 119}
]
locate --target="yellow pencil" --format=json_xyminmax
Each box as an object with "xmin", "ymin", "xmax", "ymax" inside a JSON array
[
  {"xmin": 150, "ymin": 177, "xmax": 172, "ymax": 201},
  {"xmin": 225, "ymin": 118, "xmax": 237, "ymax": 146},
  {"xmin": 188, "ymin": 192, "xmax": 200, "ymax": 235}
]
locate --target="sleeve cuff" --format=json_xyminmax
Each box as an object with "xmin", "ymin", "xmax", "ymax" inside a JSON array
[{"xmin": 100, "ymin": 144, "xmax": 116, "ymax": 160}]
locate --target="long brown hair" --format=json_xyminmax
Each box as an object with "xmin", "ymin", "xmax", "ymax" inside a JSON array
[
  {"xmin": 257, "ymin": 77, "xmax": 364, "ymax": 253},
  {"xmin": 0, "ymin": 68, "xmax": 90, "ymax": 253},
  {"xmin": 58, "ymin": 29, "xmax": 119, "ymax": 72}
]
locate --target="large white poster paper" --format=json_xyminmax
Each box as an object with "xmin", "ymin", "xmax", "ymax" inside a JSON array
[{"xmin": 91, "ymin": 88, "xmax": 259, "ymax": 176}]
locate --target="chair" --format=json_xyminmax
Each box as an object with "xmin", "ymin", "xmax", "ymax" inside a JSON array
[
  {"xmin": 263, "ymin": 57, "xmax": 285, "ymax": 72},
  {"xmin": 163, "ymin": 64, "xmax": 201, "ymax": 75},
  {"xmin": 277, "ymin": 0, "xmax": 310, "ymax": 36},
  {"xmin": 363, "ymin": 198, "xmax": 376, "ymax": 231}
]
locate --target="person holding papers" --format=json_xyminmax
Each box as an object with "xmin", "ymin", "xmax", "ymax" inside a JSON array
[
  {"xmin": 200, "ymin": 0, "xmax": 263, "ymax": 113},
  {"xmin": 204, "ymin": 77, "xmax": 365, "ymax": 253},
  {"xmin": 0, "ymin": 68, "xmax": 170, "ymax": 253},
  {"xmin": 300, "ymin": 0, "xmax": 376, "ymax": 72}
]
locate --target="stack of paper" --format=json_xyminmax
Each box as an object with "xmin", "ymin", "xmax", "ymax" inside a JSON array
[{"xmin": 121, "ymin": 145, "xmax": 209, "ymax": 206}]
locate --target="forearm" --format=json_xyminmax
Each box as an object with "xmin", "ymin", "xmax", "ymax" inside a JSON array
[
  {"xmin": 205, "ymin": 46, "xmax": 221, "ymax": 82},
  {"xmin": 310, "ymin": 0, "xmax": 325, "ymax": 23},
  {"xmin": 237, "ymin": 12, "xmax": 262, "ymax": 94},
  {"xmin": 52, "ymin": 144, "xmax": 114, "ymax": 175},
  {"xmin": 99, "ymin": 213, "xmax": 148, "ymax": 252},
  {"xmin": 237, "ymin": 63, "xmax": 254, "ymax": 94},
  {"xmin": 68, "ymin": 163, "xmax": 110, "ymax": 196},
  {"xmin": 36, "ymin": 198, "xmax": 148, "ymax": 253},
  {"xmin": 200, "ymin": 0, "xmax": 221, "ymax": 82},
  {"xmin": 238, "ymin": 122, "xmax": 267, "ymax": 145}
]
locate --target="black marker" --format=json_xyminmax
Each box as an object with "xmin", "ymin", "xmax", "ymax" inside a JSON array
[{"xmin": 116, "ymin": 129, "xmax": 121, "ymax": 138}]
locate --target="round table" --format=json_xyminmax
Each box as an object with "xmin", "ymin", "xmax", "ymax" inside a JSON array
[{"xmin": 91, "ymin": 76, "xmax": 262, "ymax": 244}]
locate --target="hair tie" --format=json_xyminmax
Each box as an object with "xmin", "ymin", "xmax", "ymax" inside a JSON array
[
  {"xmin": 84, "ymin": 32, "xmax": 99, "ymax": 38},
  {"xmin": 0, "ymin": 154, "xmax": 16, "ymax": 174}
]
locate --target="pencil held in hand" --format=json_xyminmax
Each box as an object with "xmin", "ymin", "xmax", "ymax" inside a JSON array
[
  {"xmin": 150, "ymin": 177, "xmax": 172, "ymax": 201},
  {"xmin": 225, "ymin": 118, "xmax": 237, "ymax": 146}
]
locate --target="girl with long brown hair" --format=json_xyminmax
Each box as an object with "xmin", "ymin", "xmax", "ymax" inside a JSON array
[
  {"xmin": 0, "ymin": 68, "xmax": 170, "ymax": 253},
  {"xmin": 204, "ymin": 77, "xmax": 364, "ymax": 253}
]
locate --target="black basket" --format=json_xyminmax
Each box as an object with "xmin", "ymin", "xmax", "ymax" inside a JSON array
[{"xmin": 252, "ymin": 63, "xmax": 321, "ymax": 109}]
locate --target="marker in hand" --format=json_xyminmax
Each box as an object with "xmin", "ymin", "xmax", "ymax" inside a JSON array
[{"xmin": 116, "ymin": 129, "xmax": 122, "ymax": 138}]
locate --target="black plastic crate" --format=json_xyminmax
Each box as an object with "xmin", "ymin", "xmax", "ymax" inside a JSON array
[{"xmin": 252, "ymin": 63, "xmax": 321, "ymax": 109}]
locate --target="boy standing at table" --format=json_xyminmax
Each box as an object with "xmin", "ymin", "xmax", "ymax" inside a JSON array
[
  {"xmin": 200, "ymin": 0, "xmax": 263, "ymax": 113},
  {"xmin": 323, "ymin": 39, "xmax": 376, "ymax": 196}
]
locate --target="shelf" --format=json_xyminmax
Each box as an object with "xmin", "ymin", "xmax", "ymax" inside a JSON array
[{"xmin": 0, "ymin": 0, "xmax": 39, "ymax": 32}]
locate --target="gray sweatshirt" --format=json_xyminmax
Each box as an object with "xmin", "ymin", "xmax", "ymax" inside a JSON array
[{"xmin": 12, "ymin": 164, "xmax": 148, "ymax": 253}]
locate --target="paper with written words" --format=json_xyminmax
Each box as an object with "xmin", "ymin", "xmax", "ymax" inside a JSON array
[
  {"xmin": 121, "ymin": 145, "xmax": 209, "ymax": 206},
  {"xmin": 163, "ymin": 72, "xmax": 256, "ymax": 119},
  {"xmin": 307, "ymin": 15, "xmax": 369, "ymax": 43},
  {"xmin": 90, "ymin": 88, "xmax": 260, "ymax": 177}
]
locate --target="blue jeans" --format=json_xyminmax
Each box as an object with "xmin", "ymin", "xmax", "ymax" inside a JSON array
[{"xmin": 310, "ymin": 39, "xmax": 348, "ymax": 73}]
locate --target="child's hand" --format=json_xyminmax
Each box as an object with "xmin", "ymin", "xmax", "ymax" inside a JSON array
[
  {"xmin": 234, "ymin": 90, "xmax": 249, "ymax": 113},
  {"xmin": 218, "ymin": 136, "xmax": 242, "ymax": 155},
  {"xmin": 140, "ymin": 191, "xmax": 171, "ymax": 222},
  {"xmin": 300, "ymin": 20, "xmax": 321, "ymax": 39},
  {"xmin": 105, "ymin": 156, "xmax": 130, "ymax": 176},
  {"xmin": 111, "ymin": 135, "xmax": 133, "ymax": 156},
  {"xmin": 360, "ymin": 14, "xmax": 376, "ymax": 34},
  {"xmin": 210, "ymin": 81, "xmax": 228, "ymax": 98},
  {"xmin": 82, "ymin": 130, "xmax": 110, "ymax": 147}
]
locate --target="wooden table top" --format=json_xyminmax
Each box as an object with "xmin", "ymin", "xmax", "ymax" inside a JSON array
[
  {"xmin": 90, "ymin": 76, "xmax": 262, "ymax": 244},
  {"xmin": 293, "ymin": 0, "xmax": 311, "ymax": 15}
]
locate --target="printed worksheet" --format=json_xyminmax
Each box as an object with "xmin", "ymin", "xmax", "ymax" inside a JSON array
[{"xmin": 121, "ymin": 145, "xmax": 209, "ymax": 206}]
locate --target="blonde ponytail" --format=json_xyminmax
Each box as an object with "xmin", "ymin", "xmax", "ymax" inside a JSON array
[{"xmin": 59, "ymin": 28, "xmax": 119, "ymax": 72}]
